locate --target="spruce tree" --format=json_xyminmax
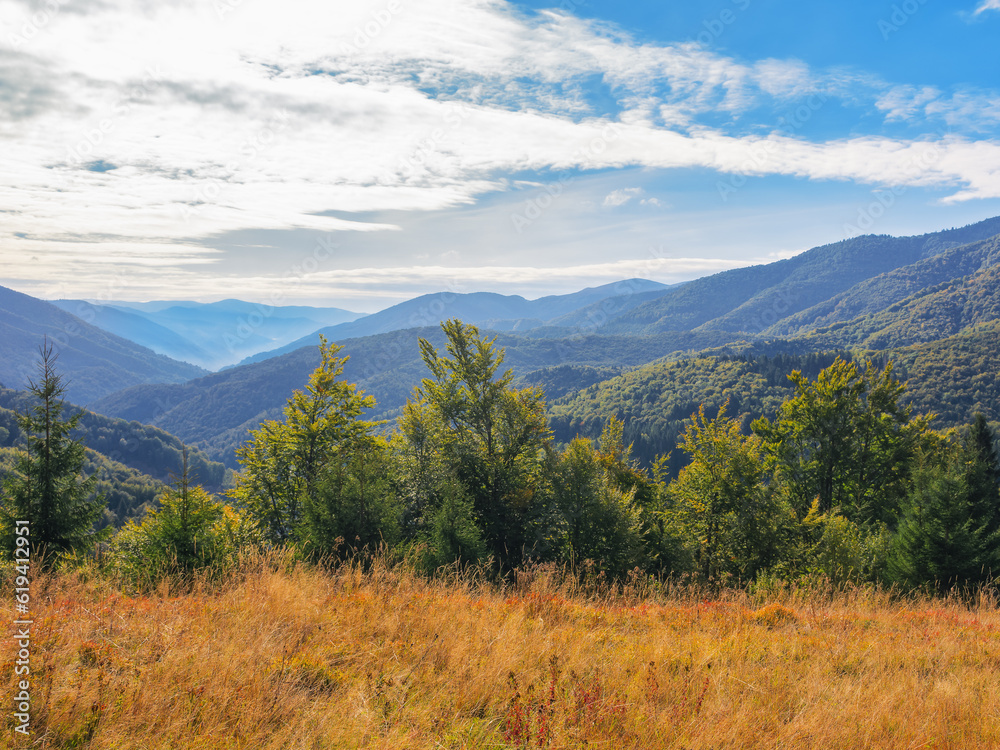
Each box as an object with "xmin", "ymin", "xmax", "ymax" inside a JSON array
[
  {"xmin": 0, "ymin": 342, "xmax": 107, "ymax": 566},
  {"xmin": 961, "ymin": 413, "xmax": 1000, "ymax": 580},
  {"xmin": 889, "ymin": 468, "xmax": 979, "ymax": 592}
]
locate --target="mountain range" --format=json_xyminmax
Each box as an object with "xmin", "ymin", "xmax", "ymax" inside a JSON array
[{"xmin": 4, "ymin": 214, "xmax": 1000, "ymax": 480}]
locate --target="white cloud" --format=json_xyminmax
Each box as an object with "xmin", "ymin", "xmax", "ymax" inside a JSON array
[
  {"xmin": 1, "ymin": 0, "xmax": 999, "ymax": 303},
  {"xmin": 975, "ymin": 0, "xmax": 1000, "ymax": 14},
  {"xmin": 603, "ymin": 188, "xmax": 642, "ymax": 207}
]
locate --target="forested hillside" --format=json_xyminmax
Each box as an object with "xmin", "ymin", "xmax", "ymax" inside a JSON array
[
  {"xmin": 549, "ymin": 318, "xmax": 1000, "ymax": 472},
  {"xmin": 0, "ymin": 386, "xmax": 226, "ymax": 528},
  {"xmin": 766, "ymin": 232, "xmax": 1000, "ymax": 337},
  {"xmin": 600, "ymin": 216, "xmax": 1000, "ymax": 335},
  {"xmin": 549, "ymin": 351, "xmax": 852, "ymax": 472},
  {"xmin": 92, "ymin": 326, "xmax": 742, "ymax": 467}
]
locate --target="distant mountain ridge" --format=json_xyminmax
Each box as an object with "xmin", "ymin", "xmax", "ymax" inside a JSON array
[
  {"xmin": 237, "ymin": 279, "xmax": 671, "ymax": 365},
  {"xmin": 0, "ymin": 285, "xmax": 207, "ymax": 405},
  {"xmin": 599, "ymin": 216, "xmax": 1000, "ymax": 336},
  {"xmin": 52, "ymin": 298, "xmax": 366, "ymax": 370}
]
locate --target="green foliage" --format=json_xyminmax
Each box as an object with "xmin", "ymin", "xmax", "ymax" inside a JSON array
[
  {"xmin": 302, "ymin": 435, "xmax": 402, "ymax": 557},
  {"xmin": 892, "ymin": 320, "xmax": 1000, "ymax": 427},
  {"xmin": 410, "ymin": 319, "xmax": 551, "ymax": 566},
  {"xmin": 753, "ymin": 358, "xmax": 928, "ymax": 526},
  {"xmin": 549, "ymin": 350, "xmax": 848, "ymax": 471},
  {"xmin": 669, "ymin": 402, "xmax": 790, "ymax": 582},
  {"xmin": 782, "ymin": 501, "xmax": 891, "ymax": 584},
  {"xmin": 888, "ymin": 468, "xmax": 980, "ymax": 592},
  {"xmin": 419, "ymin": 477, "xmax": 488, "ymax": 571},
  {"xmin": 109, "ymin": 475, "xmax": 255, "ymax": 589},
  {"xmin": 888, "ymin": 418, "xmax": 1000, "ymax": 590},
  {"xmin": 229, "ymin": 336, "xmax": 390, "ymax": 557},
  {"xmin": 0, "ymin": 343, "xmax": 108, "ymax": 566},
  {"xmin": 537, "ymin": 436, "xmax": 644, "ymax": 578},
  {"xmin": 961, "ymin": 413, "xmax": 1000, "ymax": 577}
]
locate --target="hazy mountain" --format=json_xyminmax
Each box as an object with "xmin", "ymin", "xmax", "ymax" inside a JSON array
[
  {"xmin": 0, "ymin": 285, "xmax": 207, "ymax": 404},
  {"xmin": 238, "ymin": 279, "xmax": 670, "ymax": 365},
  {"xmin": 54, "ymin": 298, "xmax": 366, "ymax": 370},
  {"xmin": 51, "ymin": 300, "xmax": 214, "ymax": 365}
]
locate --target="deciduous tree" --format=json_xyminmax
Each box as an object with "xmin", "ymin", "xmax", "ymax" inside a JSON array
[
  {"xmin": 406, "ymin": 319, "xmax": 550, "ymax": 565},
  {"xmin": 229, "ymin": 336, "xmax": 382, "ymax": 549}
]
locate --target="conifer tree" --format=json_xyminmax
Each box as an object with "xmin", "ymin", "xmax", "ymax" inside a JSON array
[
  {"xmin": 961, "ymin": 413, "xmax": 1000, "ymax": 578},
  {"xmin": 889, "ymin": 468, "xmax": 979, "ymax": 591},
  {"xmin": 145, "ymin": 450, "xmax": 225, "ymax": 573},
  {"xmin": 0, "ymin": 342, "xmax": 107, "ymax": 566}
]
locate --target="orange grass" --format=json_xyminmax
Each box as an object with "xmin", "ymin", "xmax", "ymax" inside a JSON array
[{"xmin": 3, "ymin": 556, "xmax": 1000, "ymax": 749}]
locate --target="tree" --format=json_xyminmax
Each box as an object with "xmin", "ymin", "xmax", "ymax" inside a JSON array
[
  {"xmin": 888, "ymin": 417, "xmax": 1000, "ymax": 589},
  {"xmin": 405, "ymin": 319, "xmax": 550, "ymax": 565},
  {"xmin": 301, "ymin": 433, "xmax": 402, "ymax": 557},
  {"xmin": 669, "ymin": 401, "xmax": 788, "ymax": 581},
  {"xmin": 753, "ymin": 357, "xmax": 928, "ymax": 526},
  {"xmin": 961, "ymin": 413, "xmax": 1000, "ymax": 578},
  {"xmin": 543, "ymin": 436, "xmax": 644, "ymax": 578},
  {"xmin": 0, "ymin": 342, "xmax": 107, "ymax": 566},
  {"xmin": 229, "ymin": 336, "xmax": 380, "ymax": 547},
  {"xmin": 889, "ymin": 467, "xmax": 980, "ymax": 591},
  {"xmin": 109, "ymin": 451, "xmax": 251, "ymax": 586}
]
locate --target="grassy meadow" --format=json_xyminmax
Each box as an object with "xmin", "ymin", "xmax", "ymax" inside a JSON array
[{"xmin": 3, "ymin": 556, "xmax": 1000, "ymax": 749}]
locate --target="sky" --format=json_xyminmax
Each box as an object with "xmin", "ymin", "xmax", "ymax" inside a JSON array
[{"xmin": 2, "ymin": 0, "xmax": 1000, "ymax": 313}]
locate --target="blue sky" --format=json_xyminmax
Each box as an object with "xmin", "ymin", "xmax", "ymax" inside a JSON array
[{"xmin": 2, "ymin": 0, "xmax": 999, "ymax": 311}]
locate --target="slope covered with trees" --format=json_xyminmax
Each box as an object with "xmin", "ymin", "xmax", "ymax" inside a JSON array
[
  {"xmin": 91, "ymin": 326, "xmax": 741, "ymax": 467},
  {"xmin": 766, "ymin": 232, "xmax": 1000, "ymax": 337},
  {"xmin": 597, "ymin": 216, "xmax": 1000, "ymax": 336}
]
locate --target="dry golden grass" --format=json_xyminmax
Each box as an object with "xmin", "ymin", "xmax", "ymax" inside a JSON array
[{"xmin": 3, "ymin": 555, "xmax": 1000, "ymax": 749}]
